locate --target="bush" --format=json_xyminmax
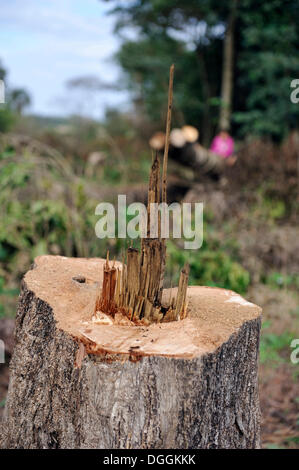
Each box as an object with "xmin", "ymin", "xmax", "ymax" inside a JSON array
[{"xmin": 167, "ymin": 239, "xmax": 250, "ymax": 294}]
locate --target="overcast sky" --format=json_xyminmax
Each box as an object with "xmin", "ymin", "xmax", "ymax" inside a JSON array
[{"xmin": 0, "ymin": 0, "xmax": 129, "ymax": 118}]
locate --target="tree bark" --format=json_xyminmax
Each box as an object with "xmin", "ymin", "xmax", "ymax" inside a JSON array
[{"xmin": 1, "ymin": 255, "xmax": 262, "ymax": 449}]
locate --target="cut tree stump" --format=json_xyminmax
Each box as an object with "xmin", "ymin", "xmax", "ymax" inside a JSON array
[{"xmin": 1, "ymin": 255, "xmax": 262, "ymax": 449}]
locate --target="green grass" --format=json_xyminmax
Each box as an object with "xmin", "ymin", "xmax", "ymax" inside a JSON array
[
  {"xmin": 167, "ymin": 238, "xmax": 250, "ymax": 294},
  {"xmin": 0, "ymin": 276, "xmax": 19, "ymax": 318}
]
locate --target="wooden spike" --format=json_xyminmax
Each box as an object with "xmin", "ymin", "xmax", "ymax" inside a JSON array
[
  {"xmin": 95, "ymin": 64, "xmax": 189, "ymax": 325},
  {"xmin": 157, "ymin": 65, "xmax": 174, "ymax": 302},
  {"xmin": 147, "ymin": 151, "xmax": 160, "ymax": 238},
  {"xmin": 114, "ymin": 268, "xmax": 121, "ymax": 305},
  {"xmin": 162, "ymin": 64, "xmax": 174, "ymax": 206}
]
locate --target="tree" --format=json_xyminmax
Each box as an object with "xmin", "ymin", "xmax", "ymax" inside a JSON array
[
  {"xmin": 8, "ymin": 88, "xmax": 31, "ymax": 114},
  {"xmin": 109, "ymin": 0, "xmax": 227, "ymax": 145},
  {"xmin": 219, "ymin": 0, "xmax": 238, "ymax": 131},
  {"xmin": 234, "ymin": 0, "xmax": 299, "ymax": 139},
  {"xmin": 104, "ymin": 0, "xmax": 299, "ymax": 141},
  {"xmin": 0, "ymin": 61, "xmax": 14, "ymax": 132}
]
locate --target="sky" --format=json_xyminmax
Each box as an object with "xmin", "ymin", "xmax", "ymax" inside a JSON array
[{"xmin": 0, "ymin": 0, "xmax": 129, "ymax": 118}]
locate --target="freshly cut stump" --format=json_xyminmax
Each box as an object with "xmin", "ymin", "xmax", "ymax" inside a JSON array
[{"xmin": 1, "ymin": 255, "xmax": 262, "ymax": 449}]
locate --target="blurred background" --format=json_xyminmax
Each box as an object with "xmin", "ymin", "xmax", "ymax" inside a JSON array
[{"xmin": 0, "ymin": 0, "xmax": 298, "ymax": 448}]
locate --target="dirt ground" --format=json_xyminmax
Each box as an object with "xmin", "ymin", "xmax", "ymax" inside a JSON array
[{"xmin": 260, "ymin": 364, "xmax": 298, "ymax": 449}]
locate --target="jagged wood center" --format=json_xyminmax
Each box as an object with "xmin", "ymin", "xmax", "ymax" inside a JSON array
[{"xmin": 94, "ymin": 65, "xmax": 189, "ymax": 325}]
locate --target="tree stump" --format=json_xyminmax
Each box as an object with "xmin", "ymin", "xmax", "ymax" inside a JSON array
[{"xmin": 1, "ymin": 255, "xmax": 262, "ymax": 449}]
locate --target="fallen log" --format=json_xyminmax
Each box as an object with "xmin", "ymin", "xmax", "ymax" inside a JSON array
[
  {"xmin": 1, "ymin": 67, "xmax": 261, "ymax": 450},
  {"xmin": 1, "ymin": 255, "xmax": 262, "ymax": 449}
]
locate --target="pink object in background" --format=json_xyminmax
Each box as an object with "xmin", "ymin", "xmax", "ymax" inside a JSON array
[{"xmin": 210, "ymin": 133, "xmax": 234, "ymax": 159}]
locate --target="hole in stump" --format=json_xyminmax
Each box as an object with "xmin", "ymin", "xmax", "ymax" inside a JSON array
[{"xmin": 72, "ymin": 276, "xmax": 86, "ymax": 284}]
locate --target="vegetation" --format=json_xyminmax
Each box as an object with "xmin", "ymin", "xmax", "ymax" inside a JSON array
[{"xmin": 106, "ymin": 0, "xmax": 299, "ymax": 142}]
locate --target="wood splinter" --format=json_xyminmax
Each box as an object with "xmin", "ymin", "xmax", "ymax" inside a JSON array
[{"xmin": 94, "ymin": 64, "xmax": 189, "ymax": 325}]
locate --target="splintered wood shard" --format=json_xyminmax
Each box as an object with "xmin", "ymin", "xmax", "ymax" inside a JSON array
[
  {"xmin": 146, "ymin": 151, "xmax": 160, "ymax": 239},
  {"xmin": 95, "ymin": 252, "xmax": 117, "ymax": 315},
  {"xmin": 95, "ymin": 64, "xmax": 189, "ymax": 324}
]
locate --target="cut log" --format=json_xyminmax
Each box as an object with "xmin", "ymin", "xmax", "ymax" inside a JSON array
[
  {"xmin": 149, "ymin": 130, "xmax": 225, "ymax": 176},
  {"xmin": 1, "ymin": 255, "xmax": 262, "ymax": 449},
  {"xmin": 181, "ymin": 125, "xmax": 199, "ymax": 144}
]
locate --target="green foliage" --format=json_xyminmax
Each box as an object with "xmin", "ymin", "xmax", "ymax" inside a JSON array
[
  {"xmin": 234, "ymin": 0, "xmax": 299, "ymax": 139},
  {"xmin": 108, "ymin": 0, "xmax": 299, "ymax": 141},
  {"xmin": 260, "ymin": 322, "xmax": 295, "ymax": 365},
  {"xmin": 0, "ymin": 145, "xmax": 113, "ymax": 317},
  {"xmin": 167, "ymin": 238, "xmax": 250, "ymax": 294},
  {"xmin": 251, "ymin": 186, "xmax": 287, "ymax": 222},
  {"xmin": 0, "ymin": 275, "xmax": 19, "ymax": 318},
  {"xmin": 8, "ymin": 88, "xmax": 31, "ymax": 114},
  {"xmin": 0, "ymin": 107, "xmax": 15, "ymax": 133},
  {"xmin": 116, "ymin": 35, "xmax": 212, "ymax": 130},
  {"xmin": 103, "ymin": 166, "xmax": 122, "ymax": 184},
  {"xmin": 164, "ymin": 207, "xmax": 250, "ymax": 294},
  {"xmin": 265, "ymin": 443, "xmax": 286, "ymax": 449},
  {"xmin": 285, "ymin": 436, "xmax": 299, "ymax": 446},
  {"xmin": 0, "ymin": 59, "xmax": 31, "ymax": 133}
]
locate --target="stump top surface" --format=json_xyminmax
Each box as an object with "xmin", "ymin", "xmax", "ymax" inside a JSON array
[{"xmin": 25, "ymin": 255, "xmax": 262, "ymax": 359}]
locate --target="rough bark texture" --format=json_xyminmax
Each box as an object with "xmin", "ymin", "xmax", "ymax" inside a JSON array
[{"xmin": 1, "ymin": 258, "xmax": 261, "ymax": 449}]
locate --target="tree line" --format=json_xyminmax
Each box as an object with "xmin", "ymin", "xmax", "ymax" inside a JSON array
[{"xmin": 104, "ymin": 0, "xmax": 299, "ymax": 143}]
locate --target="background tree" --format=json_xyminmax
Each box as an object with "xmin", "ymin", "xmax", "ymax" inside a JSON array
[
  {"xmin": 0, "ymin": 61, "xmax": 14, "ymax": 132},
  {"xmin": 105, "ymin": 0, "xmax": 299, "ymax": 142},
  {"xmin": 8, "ymin": 88, "xmax": 31, "ymax": 115},
  {"xmin": 0, "ymin": 60, "xmax": 31, "ymax": 131}
]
